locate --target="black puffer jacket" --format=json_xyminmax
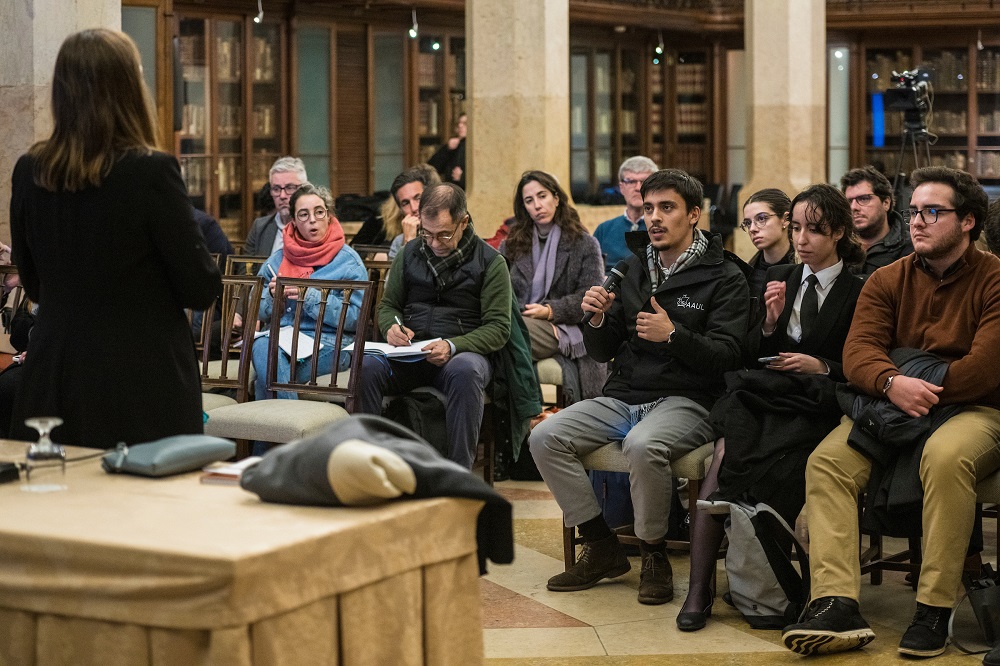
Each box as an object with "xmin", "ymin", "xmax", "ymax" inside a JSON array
[{"xmin": 583, "ymin": 231, "xmax": 750, "ymax": 408}]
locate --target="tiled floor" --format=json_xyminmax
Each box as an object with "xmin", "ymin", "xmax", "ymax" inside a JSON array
[{"xmin": 482, "ymin": 480, "xmax": 995, "ymax": 665}]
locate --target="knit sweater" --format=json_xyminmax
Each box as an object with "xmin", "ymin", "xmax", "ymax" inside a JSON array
[{"xmin": 844, "ymin": 242, "xmax": 1000, "ymax": 408}]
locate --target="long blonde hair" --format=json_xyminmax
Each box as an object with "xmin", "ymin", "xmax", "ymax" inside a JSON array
[{"xmin": 29, "ymin": 29, "xmax": 159, "ymax": 192}]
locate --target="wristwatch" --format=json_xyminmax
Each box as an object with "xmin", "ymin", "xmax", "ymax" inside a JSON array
[
  {"xmin": 666, "ymin": 329, "xmax": 676, "ymax": 344},
  {"xmin": 882, "ymin": 375, "xmax": 896, "ymax": 395}
]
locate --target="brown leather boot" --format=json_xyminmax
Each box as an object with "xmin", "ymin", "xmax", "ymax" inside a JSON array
[
  {"xmin": 637, "ymin": 542, "xmax": 673, "ymax": 605},
  {"xmin": 547, "ymin": 534, "xmax": 630, "ymax": 592}
]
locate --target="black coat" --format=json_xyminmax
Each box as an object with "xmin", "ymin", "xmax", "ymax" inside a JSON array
[
  {"xmin": 754, "ymin": 263, "xmax": 865, "ymax": 381},
  {"xmin": 10, "ymin": 151, "xmax": 222, "ymax": 448},
  {"xmin": 584, "ymin": 231, "xmax": 750, "ymax": 408}
]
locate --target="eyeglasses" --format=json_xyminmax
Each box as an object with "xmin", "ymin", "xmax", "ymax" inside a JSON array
[
  {"xmin": 907, "ymin": 207, "xmax": 957, "ymax": 224},
  {"xmin": 619, "ymin": 178, "xmax": 648, "ymax": 188},
  {"xmin": 295, "ymin": 207, "xmax": 329, "ymax": 222},
  {"xmin": 417, "ymin": 227, "xmax": 460, "ymax": 243},
  {"xmin": 847, "ymin": 193, "xmax": 879, "ymax": 206},
  {"xmin": 740, "ymin": 212, "xmax": 778, "ymax": 232},
  {"xmin": 270, "ymin": 183, "xmax": 302, "ymax": 196}
]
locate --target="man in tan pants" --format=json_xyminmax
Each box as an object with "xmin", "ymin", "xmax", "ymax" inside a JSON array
[{"xmin": 782, "ymin": 166, "xmax": 1000, "ymax": 659}]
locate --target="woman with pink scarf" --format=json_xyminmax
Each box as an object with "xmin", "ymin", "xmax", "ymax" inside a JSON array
[{"xmin": 252, "ymin": 184, "xmax": 367, "ymax": 400}]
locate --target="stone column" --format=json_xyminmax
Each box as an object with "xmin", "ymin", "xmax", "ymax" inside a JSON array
[
  {"xmin": 0, "ymin": 0, "xmax": 121, "ymax": 243},
  {"xmin": 736, "ymin": 0, "xmax": 826, "ymax": 260},
  {"xmin": 466, "ymin": 0, "xmax": 570, "ymax": 237}
]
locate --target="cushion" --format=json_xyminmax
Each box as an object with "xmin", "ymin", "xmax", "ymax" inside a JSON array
[
  {"xmin": 581, "ymin": 441, "xmax": 714, "ymax": 480},
  {"xmin": 202, "ymin": 359, "xmax": 256, "ymax": 385},
  {"xmin": 535, "ymin": 358, "xmax": 563, "ymax": 386},
  {"xmin": 202, "ymin": 392, "xmax": 237, "ymax": 411},
  {"xmin": 205, "ymin": 399, "xmax": 349, "ymax": 443},
  {"xmin": 300, "ymin": 370, "xmax": 351, "ymax": 403}
]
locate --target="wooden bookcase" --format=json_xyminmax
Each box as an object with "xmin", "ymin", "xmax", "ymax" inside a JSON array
[
  {"xmin": 174, "ymin": 12, "xmax": 287, "ymax": 242},
  {"xmin": 411, "ymin": 31, "xmax": 466, "ymax": 165}
]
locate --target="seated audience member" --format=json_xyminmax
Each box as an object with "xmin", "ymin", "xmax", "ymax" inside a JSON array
[
  {"xmin": 192, "ymin": 208, "xmax": 234, "ymax": 261},
  {"xmin": 252, "ymin": 184, "xmax": 367, "ymax": 400},
  {"xmin": 501, "ymin": 171, "xmax": 606, "ymax": 402},
  {"xmin": 529, "ymin": 169, "xmax": 749, "ymax": 606},
  {"xmin": 841, "ymin": 165, "xmax": 913, "ymax": 277},
  {"xmin": 677, "ymin": 183, "xmax": 865, "ymax": 631},
  {"xmin": 984, "ymin": 197, "xmax": 1000, "ymax": 254},
  {"xmin": 593, "ymin": 156, "xmax": 658, "ymax": 274},
  {"xmin": 782, "ymin": 167, "xmax": 1000, "ymax": 659},
  {"xmin": 428, "ymin": 113, "xmax": 467, "ymax": 189},
  {"xmin": 384, "ymin": 164, "xmax": 442, "ymax": 260},
  {"xmin": 245, "ymin": 157, "xmax": 307, "ymax": 257},
  {"xmin": 356, "ymin": 184, "xmax": 512, "ymax": 470},
  {"xmin": 742, "ymin": 188, "xmax": 796, "ymax": 299}
]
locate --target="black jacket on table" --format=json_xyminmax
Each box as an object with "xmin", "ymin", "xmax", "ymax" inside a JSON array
[
  {"xmin": 754, "ymin": 263, "xmax": 865, "ymax": 382},
  {"xmin": 583, "ymin": 230, "xmax": 750, "ymax": 409}
]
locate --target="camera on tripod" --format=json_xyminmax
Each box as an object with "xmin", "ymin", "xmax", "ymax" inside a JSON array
[{"xmin": 884, "ymin": 68, "xmax": 932, "ymax": 114}]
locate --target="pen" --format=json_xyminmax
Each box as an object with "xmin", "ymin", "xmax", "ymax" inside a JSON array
[
  {"xmin": 394, "ymin": 315, "xmax": 405, "ymax": 329},
  {"xmin": 266, "ymin": 264, "xmax": 276, "ymax": 279}
]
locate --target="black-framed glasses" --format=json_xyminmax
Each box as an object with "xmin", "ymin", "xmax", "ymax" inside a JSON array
[
  {"xmin": 907, "ymin": 207, "xmax": 957, "ymax": 224},
  {"xmin": 270, "ymin": 183, "xmax": 302, "ymax": 196},
  {"xmin": 740, "ymin": 212, "xmax": 778, "ymax": 232},
  {"xmin": 846, "ymin": 193, "xmax": 878, "ymax": 206},
  {"xmin": 295, "ymin": 207, "xmax": 329, "ymax": 222},
  {"xmin": 417, "ymin": 227, "xmax": 460, "ymax": 243}
]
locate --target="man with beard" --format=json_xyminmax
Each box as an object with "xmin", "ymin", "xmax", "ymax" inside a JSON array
[
  {"xmin": 841, "ymin": 166, "xmax": 913, "ymax": 277},
  {"xmin": 529, "ymin": 169, "xmax": 749, "ymax": 607},
  {"xmin": 782, "ymin": 167, "xmax": 1000, "ymax": 659}
]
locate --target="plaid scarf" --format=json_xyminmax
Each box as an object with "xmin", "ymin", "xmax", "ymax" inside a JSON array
[
  {"xmin": 646, "ymin": 228, "xmax": 709, "ymax": 292},
  {"xmin": 418, "ymin": 220, "xmax": 478, "ymax": 290}
]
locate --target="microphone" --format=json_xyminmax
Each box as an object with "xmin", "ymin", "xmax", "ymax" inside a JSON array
[{"xmin": 582, "ymin": 260, "xmax": 630, "ymax": 324}]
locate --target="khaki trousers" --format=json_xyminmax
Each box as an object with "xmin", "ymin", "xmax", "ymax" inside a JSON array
[
  {"xmin": 807, "ymin": 406, "xmax": 1000, "ymax": 608},
  {"xmin": 523, "ymin": 316, "xmax": 559, "ymax": 362}
]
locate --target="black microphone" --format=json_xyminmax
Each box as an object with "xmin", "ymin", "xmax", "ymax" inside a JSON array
[{"xmin": 582, "ymin": 260, "xmax": 630, "ymax": 324}]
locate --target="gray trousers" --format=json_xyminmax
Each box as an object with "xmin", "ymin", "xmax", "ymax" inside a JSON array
[{"xmin": 529, "ymin": 395, "xmax": 714, "ymax": 542}]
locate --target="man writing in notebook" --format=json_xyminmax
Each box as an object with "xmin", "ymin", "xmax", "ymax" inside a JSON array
[{"xmin": 355, "ymin": 184, "xmax": 512, "ymax": 469}]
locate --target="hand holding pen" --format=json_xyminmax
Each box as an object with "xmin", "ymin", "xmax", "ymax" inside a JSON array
[{"xmin": 387, "ymin": 314, "xmax": 414, "ymax": 347}]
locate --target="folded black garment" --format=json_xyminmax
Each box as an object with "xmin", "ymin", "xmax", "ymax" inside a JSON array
[{"xmin": 241, "ymin": 414, "xmax": 513, "ymax": 573}]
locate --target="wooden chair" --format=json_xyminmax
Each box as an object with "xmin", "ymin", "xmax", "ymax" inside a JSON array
[
  {"xmin": 535, "ymin": 358, "xmax": 567, "ymax": 407},
  {"xmin": 561, "ymin": 441, "xmax": 716, "ymax": 569},
  {"xmin": 225, "ymin": 254, "xmax": 270, "ymax": 277},
  {"xmin": 352, "ymin": 244, "xmax": 392, "ymax": 261},
  {"xmin": 198, "ymin": 275, "xmax": 265, "ymax": 412},
  {"xmin": 204, "ymin": 277, "xmax": 375, "ymax": 458}
]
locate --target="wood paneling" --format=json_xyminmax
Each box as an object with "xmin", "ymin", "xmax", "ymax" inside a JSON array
[{"xmin": 336, "ymin": 30, "xmax": 370, "ymax": 194}]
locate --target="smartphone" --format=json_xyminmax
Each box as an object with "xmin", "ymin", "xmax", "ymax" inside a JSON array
[{"xmin": 758, "ymin": 355, "xmax": 781, "ymax": 363}]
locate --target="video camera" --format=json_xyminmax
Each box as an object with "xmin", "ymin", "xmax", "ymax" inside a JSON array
[{"xmin": 884, "ymin": 68, "xmax": 931, "ymax": 112}]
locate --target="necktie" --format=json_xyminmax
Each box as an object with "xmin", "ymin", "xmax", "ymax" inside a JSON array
[{"xmin": 800, "ymin": 274, "xmax": 819, "ymax": 341}]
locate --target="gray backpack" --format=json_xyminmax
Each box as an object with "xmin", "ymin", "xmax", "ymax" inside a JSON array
[{"xmin": 724, "ymin": 500, "xmax": 810, "ymax": 629}]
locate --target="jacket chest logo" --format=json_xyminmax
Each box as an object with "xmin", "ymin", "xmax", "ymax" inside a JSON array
[{"xmin": 676, "ymin": 294, "xmax": 704, "ymax": 310}]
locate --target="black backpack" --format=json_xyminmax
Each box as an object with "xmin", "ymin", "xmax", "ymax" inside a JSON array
[{"xmin": 383, "ymin": 392, "xmax": 449, "ymax": 457}]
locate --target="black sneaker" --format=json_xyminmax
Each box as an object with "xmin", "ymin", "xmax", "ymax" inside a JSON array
[
  {"xmin": 637, "ymin": 545, "xmax": 673, "ymax": 605},
  {"xmin": 547, "ymin": 534, "xmax": 630, "ymax": 592},
  {"xmin": 782, "ymin": 596, "xmax": 876, "ymax": 655},
  {"xmin": 898, "ymin": 603, "xmax": 951, "ymax": 658}
]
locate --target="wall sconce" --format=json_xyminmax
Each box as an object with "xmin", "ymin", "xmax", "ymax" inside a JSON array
[
  {"xmin": 655, "ymin": 30, "xmax": 664, "ymax": 55},
  {"xmin": 253, "ymin": 0, "xmax": 264, "ymax": 24}
]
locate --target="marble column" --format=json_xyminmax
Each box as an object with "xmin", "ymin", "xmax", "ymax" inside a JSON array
[
  {"xmin": 466, "ymin": 0, "xmax": 570, "ymax": 237},
  {"xmin": 736, "ymin": 0, "xmax": 826, "ymax": 260},
  {"xmin": 0, "ymin": 0, "xmax": 121, "ymax": 243}
]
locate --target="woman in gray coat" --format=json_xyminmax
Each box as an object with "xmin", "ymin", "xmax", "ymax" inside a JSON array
[{"xmin": 501, "ymin": 171, "xmax": 606, "ymax": 401}]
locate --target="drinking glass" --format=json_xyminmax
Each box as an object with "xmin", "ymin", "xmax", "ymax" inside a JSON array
[{"xmin": 23, "ymin": 416, "xmax": 67, "ymax": 492}]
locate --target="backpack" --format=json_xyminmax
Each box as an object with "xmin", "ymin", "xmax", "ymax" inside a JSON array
[
  {"xmin": 383, "ymin": 391, "xmax": 449, "ymax": 457},
  {"xmin": 724, "ymin": 500, "xmax": 810, "ymax": 629}
]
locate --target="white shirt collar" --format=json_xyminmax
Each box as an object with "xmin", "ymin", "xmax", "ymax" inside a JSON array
[{"xmin": 801, "ymin": 259, "xmax": 844, "ymax": 291}]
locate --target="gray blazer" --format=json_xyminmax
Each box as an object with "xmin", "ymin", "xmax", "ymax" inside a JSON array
[
  {"xmin": 244, "ymin": 212, "xmax": 279, "ymax": 256},
  {"xmin": 502, "ymin": 232, "xmax": 603, "ymax": 324}
]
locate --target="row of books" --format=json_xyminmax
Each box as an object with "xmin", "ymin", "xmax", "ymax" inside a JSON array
[
  {"xmin": 676, "ymin": 102, "xmax": 708, "ymax": 134},
  {"xmin": 676, "ymin": 63, "xmax": 707, "ymax": 95}
]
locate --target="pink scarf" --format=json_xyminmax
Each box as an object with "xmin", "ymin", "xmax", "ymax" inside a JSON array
[{"xmin": 278, "ymin": 218, "xmax": 345, "ymax": 279}]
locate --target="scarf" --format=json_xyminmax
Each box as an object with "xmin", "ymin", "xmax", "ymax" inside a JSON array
[
  {"xmin": 646, "ymin": 228, "xmax": 709, "ymax": 292},
  {"xmin": 278, "ymin": 219, "xmax": 345, "ymax": 279},
  {"xmin": 528, "ymin": 223, "xmax": 561, "ymax": 304},
  {"xmin": 418, "ymin": 220, "xmax": 478, "ymax": 290}
]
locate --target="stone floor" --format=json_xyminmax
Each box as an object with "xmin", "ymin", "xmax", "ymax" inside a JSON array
[{"xmin": 481, "ymin": 480, "xmax": 994, "ymax": 665}]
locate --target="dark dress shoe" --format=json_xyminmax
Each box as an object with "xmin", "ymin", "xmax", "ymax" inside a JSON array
[{"xmin": 676, "ymin": 601, "xmax": 713, "ymax": 631}]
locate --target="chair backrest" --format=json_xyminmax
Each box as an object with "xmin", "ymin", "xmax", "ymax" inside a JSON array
[
  {"xmin": 360, "ymin": 257, "xmax": 392, "ymax": 342},
  {"xmin": 225, "ymin": 255, "xmax": 269, "ymax": 277},
  {"xmin": 198, "ymin": 275, "xmax": 265, "ymax": 403},
  {"xmin": 266, "ymin": 276, "xmax": 375, "ymax": 411},
  {"xmin": 352, "ymin": 244, "xmax": 392, "ymax": 261}
]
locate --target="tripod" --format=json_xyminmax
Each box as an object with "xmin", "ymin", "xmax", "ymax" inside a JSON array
[{"xmin": 891, "ymin": 108, "xmax": 932, "ymax": 200}]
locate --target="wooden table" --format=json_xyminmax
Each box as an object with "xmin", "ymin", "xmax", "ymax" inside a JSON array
[{"xmin": 0, "ymin": 441, "xmax": 484, "ymax": 665}]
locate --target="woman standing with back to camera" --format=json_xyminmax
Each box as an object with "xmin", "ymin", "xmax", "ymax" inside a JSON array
[{"xmin": 9, "ymin": 29, "xmax": 221, "ymax": 448}]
